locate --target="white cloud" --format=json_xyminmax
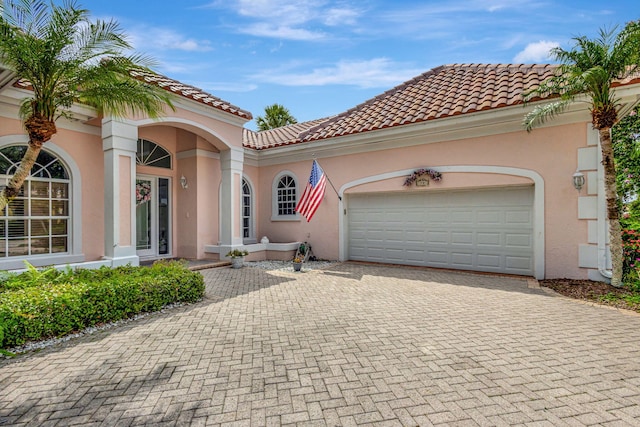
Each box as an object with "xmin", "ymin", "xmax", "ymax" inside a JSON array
[
  {"xmin": 240, "ymin": 23, "xmax": 325, "ymax": 41},
  {"xmin": 128, "ymin": 26, "xmax": 213, "ymax": 52},
  {"xmin": 236, "ymin": 0, "xmax": 317, "ymax": 24},
  {"xmin": 215, "ymin": 0, "xmax": 362, "ymax": 40},
  {"xmin": 251, "ymin": 58, "xmax": 423, "ymax": 88},
  {"xmin": 513, "ymin": 40, "xmax": 559, "ymax": 63},
  {"xmin": 323, "ymin": 7, "xmax": 359, "ymax": 26},
  {"xmin": 198, "ymin": 82, "xmax": 259, "ymax": 93}
]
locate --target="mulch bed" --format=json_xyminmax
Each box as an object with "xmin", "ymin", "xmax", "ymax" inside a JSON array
[{"xmin": 540, "ymin": 279, "xmax": 640, "ymax": 313}]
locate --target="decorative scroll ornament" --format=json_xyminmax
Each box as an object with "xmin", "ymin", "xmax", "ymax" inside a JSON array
[{"xmin": 403, "ymin": 168, "xmax": 442, "ymax": 187}]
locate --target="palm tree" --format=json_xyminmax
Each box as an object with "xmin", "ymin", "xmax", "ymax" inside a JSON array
[
  {"xmin": 524, "ymin": 22, "xmax": 640, "ymax": 287},
  {"xmin": 0, "ymin": 0, "xmax": 174, "ymax": 211},
  {"xmin": 256, "ymin": 103, "xmax": 298, "ymax": 130}
]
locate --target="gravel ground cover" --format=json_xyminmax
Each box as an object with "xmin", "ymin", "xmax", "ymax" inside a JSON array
[{"xmin": 244, "ymin": 259, "xmax": 338, "ymax": 271}]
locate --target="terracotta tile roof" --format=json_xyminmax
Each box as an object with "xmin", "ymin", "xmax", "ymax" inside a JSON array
[
  {"xmin": 243, "ymin": 117, "xmax": 334, "ymax": 150},
  {"xmin": 298, "ymin": 63, "xmax": 559, "ymax": 142},
  {"xmin": 130, "ymin": 69, "xmax": 253, "ymax": 120},
  {"xmin": 13, "ymin": 68, "xmax": 253, "ymax": 121}
]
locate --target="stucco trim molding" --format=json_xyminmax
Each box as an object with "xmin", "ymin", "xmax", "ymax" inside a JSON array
[
  {"xmin": 176, "ymin": 149, "xmax": 220, "ymax": 160},
  {"xmin": 338, "ymin": 165, "xmax": 545, "ymax": 280},
  {"xmin": 131, "ymin": 117, "xmax": 236, "ymax": 151}
]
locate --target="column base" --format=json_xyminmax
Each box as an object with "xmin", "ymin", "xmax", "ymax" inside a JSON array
[{"xmin": 102, "ymin": 255, "xmax": 140, "ymax": 268}]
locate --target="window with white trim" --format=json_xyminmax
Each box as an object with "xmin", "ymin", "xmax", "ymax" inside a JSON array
[
  {"xmin": 271, "ymin": 171, "xmax": 300, "ymax": 221},
  {"xmin": 242, "ymin": 178, "xmax": 254, "ymax": 243},
  {"xmin": 0, "ymin": 146, "xmax": 70, "ymax": 257},
  {"xmin": 277, "ymin": 175, "xmax": 296, "ymax": 216}
]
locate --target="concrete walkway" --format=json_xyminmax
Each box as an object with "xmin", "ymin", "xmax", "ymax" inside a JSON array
[{"xmin": 1, "ymin": 263, "xmax": 640, "ymax": 426}]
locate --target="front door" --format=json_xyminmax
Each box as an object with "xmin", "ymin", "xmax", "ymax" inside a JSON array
[{"xmin": 136, "ymin": 176, "xmax": 170, "ymax": 258}]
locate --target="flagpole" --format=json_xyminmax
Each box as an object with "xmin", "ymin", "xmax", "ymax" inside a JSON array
[{"xmin": 313, "ymin": 157, "xmax": 342, "ymax": 201}]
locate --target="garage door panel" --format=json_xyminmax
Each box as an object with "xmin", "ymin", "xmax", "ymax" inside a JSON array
[
  {"xmin": 385, "ymin": 211, "xmax": 406, "ymax": 222},
  {"xmin": 451, "ymin": 210, "xmax": 474, "ymax": 225},
  {"xmin": 477, "ymin": 232, "xmax": 501, "ymax": 247},
  {"xmin": 506, "ymin": 210, "xmax": 532, "ymax": 225},
  {"xmin": 365, "ymin": 212, "xmax": 385, "ymax": 222},
  {"xmin": 505, "ymin": 233, "xmax": 532, "ymax": 248},
  {"xmin": 427, "ymin": 250, "xmax": 449, "ymax": 263},
  {"xmin": 405, "ymin": 231, "xmax": 426, "ymax": 242},
  {"xmin": 506, "ymin": 255, "xmax": 532, "ymax": 271},
  {"xmin": 427, "ymin": 230, "xmax": 449, "ymax": 243},
  {"xmin": 477, "ymin": 254, "xmax": 501, "ymax": 269},
  {"xmin": 405, "ymin": 210, "xmax": 424, "ymax": 223},
  {"xmin": 451, "ymin": 231, "xmax": 473, "ymax": 245},
  {"xmin": 385, "ymin": 229, "xmax": 405, "ymax": 241},
  {"xmin": 427, "ymin": 211, "xmax": 449, "ymax": 225},
  {"xmin": 451, "ymin": 252, "xmax": 474, "ymax": 267},
  {"xmin": 477, "ymin": 210, "xmax": 502, "ymax": 225},
  {"xmin": 348, "ymin": 187, "xmax": 534, "ymax": 276},
  {"xmin": 405, "ymin": 249, "xmax": 425, "ymax": 260}
]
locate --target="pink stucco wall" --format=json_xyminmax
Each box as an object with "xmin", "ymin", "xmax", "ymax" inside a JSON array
[
  {"xmin": 138, "ymin": 125, "xmax": 224, "ymax": 260},
  {"xmin": 0, "ymin": 89, "xmax": 595, "ymax": 279},
  {"xmin": 50, "ymin": 126, "xmax": 105, "ymax": 262},
  {"xmin": 257, "ymin": 122, "xmax": 588, "ymax": 278}
]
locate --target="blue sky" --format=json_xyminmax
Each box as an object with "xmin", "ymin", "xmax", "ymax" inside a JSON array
[{"xmin": 85, "ymin": 1, "xmax": 639, "ymax": 129}]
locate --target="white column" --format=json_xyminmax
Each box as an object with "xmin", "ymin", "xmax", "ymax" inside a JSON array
[
  {"xmin": 102, "ymin": 117, "xmax": 139, "ymax": 266},
  {"xmin": 219, "ymin": 147, "xmax": 244, "ymax": 248}
]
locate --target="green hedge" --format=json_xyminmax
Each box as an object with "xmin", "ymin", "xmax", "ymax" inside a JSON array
[{"xmin": 0, "ymin": 261, "xmax": 204, "ymax": 348}]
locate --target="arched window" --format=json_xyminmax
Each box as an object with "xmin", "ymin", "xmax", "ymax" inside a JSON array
[
  {"xmin": 242, "ymin": 178, "xmax": 254, "ymax": 243},
  {"xmin": 271, "ymin": 171, "xmax": 301, "ymax": 221},
  {"xmin": 277, "ymin": 174, "xmax": 297, "ymax": 216},
  {"xmin": 0, "ymin": 146, "xmax": 70, "ymax": 257},
  {"xmin": 136, "ymin": 139, "xmax": 171, "ymax": 169}
]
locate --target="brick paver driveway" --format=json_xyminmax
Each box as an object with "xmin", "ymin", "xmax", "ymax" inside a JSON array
[{"xmin": 2, "ymin": 263, "xmax": 640, "ymax": 426}]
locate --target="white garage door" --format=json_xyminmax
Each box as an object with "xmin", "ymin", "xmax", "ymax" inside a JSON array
[{"xmin": 348, "ymin": 187, "xmax": 534, "ymax": 276}]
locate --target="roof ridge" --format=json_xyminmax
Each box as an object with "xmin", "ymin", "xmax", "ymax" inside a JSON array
[
  {"xmin": 130, "ymin": 69, "xmax": 253, "ymax": 120},
  {"xmin": 299, "ymin": 65, "xmax": 447, "ymax": 142},
  {"xmin": 298, "ymin": 62, "xmax": 562, "ymax": 143},
  {"xmin": 243, "ymin": 116, "xmax": 336, "ymax": 150}
]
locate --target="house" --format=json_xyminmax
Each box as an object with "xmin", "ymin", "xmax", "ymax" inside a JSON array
[{"xmin": 1, "ymin": 63, "xmax": 639, "ymax": 280}]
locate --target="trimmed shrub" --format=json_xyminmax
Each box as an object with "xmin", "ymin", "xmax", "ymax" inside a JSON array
[{"xmin": 0, "ymin": 261, "xmax": 204, "ymax": 348}]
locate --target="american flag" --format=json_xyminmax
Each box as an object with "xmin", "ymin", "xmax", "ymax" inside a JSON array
[{"xmin": 296, "ymin": 160, "xmax": 327, "ymax": 222}]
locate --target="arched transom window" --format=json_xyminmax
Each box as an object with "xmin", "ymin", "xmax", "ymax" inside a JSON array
[
  {"xmin": 0, "ymin": 146, "xmax": 70, "ymax": 257},
  {"xmin": 136, "ymin": 139, "xmax": 171, "ymax": 169}
]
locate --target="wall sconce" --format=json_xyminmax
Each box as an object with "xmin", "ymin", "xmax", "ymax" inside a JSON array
[
  {"xmin": 572, "ymin": 170, "xmax": 585, "ymax": 191},
  {"xmin": 180, "ymin": 175, "xmax": 188, "ymax": 189}
]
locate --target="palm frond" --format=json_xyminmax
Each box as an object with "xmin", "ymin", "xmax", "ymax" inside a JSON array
[
  {"xmin": 523, "ymin": 100, "xmax": 572, "ymax": 132},
  {"xmin": 0, "ymin": 0, "xmax": 173, "ymax": 122},
  {"xmin": 524, "ymin": 21, "xmax": 640, "ymax": 132}
]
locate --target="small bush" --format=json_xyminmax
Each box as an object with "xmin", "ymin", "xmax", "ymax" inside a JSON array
[
  {"xmin": 621, "ymin": 218, "xmax": 640, "ymax": 291},
  {"xmin": 0, "ymin": 261, "xmax": 204, "ymax": 348}
]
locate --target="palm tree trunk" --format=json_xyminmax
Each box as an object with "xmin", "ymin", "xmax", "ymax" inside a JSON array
[
  {"xmin": 599, "ymin": 127, "xmax": 624, "ymax": 287},
  {"xmin": 0, "ymin": 142, "xmax": 43, "ymax": 212},
  {"xmin": 0, "ymin": 114, "xmax": 55, "ymax": 212}
]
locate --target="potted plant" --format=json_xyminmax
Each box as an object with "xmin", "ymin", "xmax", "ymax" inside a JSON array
[
  {"xmin": 226, "ymin": 249, "xmax": 249, "ymax": 269},
  {"xmin": 293, "ymin": 257, "xmax": 303, "ymax": 272}
]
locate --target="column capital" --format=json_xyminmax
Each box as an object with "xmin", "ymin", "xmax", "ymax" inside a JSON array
[
  {"xmin": 102, "ymin": 117, "xmax": 138, "ymax": 152},
  {"xmin": 220, "ymin": 147, "xmax": 244, "ymax": 172}
]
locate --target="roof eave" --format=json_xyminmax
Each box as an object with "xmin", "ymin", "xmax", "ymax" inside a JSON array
[{"xmin": 248, "ymin": 99, "xmax": 598, "ymax": 166}]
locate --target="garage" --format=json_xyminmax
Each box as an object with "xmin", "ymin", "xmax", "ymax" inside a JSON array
[{"xmin": 347, "ymin": 186, "xmax": 534, "ymax": 276}]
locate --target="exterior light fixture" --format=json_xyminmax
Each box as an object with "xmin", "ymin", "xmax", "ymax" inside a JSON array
[
  {"xmin": 572, "ymin": 170, "xmax": 585, "ymax": 191},
  {"xmin": 180, "ymin": 175, "xmax": 188, "ymax": 189}
]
